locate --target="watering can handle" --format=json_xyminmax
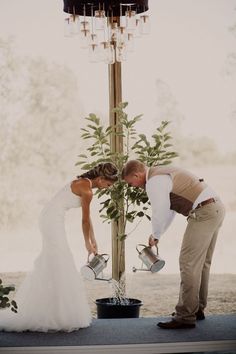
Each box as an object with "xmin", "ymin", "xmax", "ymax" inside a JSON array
[
  {"xmin": 87, "ymin": 253, "xmax": 109, "ymax": 263},
  {"xmin": 136, "ymin": 244, "xmax": 148, "ymax": 254},
  {"xmin": 87, "ymin": 253, "xmax": 92, "ymax": 263},
  {"xmin": 136, "ymin": 244, "xmax": 159, "ymax": 255},
  {"xmin": 100, "ymin": 254, "xmax": 110, "ymax": 262},
  {"xmin": 154, "ymin": 244, "xmax": 159, "ymax": 255},
  {"xmin": 87, "ymin": 252, "xmax": 98, "ymax": 263}
]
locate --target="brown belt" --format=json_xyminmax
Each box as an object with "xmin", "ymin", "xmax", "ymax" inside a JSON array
[{"xmin": 195, "ymin": 198, "xmax": 216, "ymax": 209}]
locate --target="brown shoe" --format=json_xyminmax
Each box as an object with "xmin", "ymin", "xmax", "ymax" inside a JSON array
[
  {"xmin": 195, "ymin": 309, "xmax": 205, "ymax": 320},
  {"xmin": 171, "ymin": 310, "xmax": 205, "ymax": 321},
  {"xmin": 157, "ymin": 319, "xmax": 196, "ymax": 329}
]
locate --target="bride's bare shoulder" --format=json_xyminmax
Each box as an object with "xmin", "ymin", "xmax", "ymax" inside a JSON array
[{"xmin": 71, "ymin": 178, "xmax": 92, "ymax": 197}]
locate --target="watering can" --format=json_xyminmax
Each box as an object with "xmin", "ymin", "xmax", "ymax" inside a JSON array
[
  {"xmin": 81, "ymin": 253, "xmax": 112, "ymax": 282},
  {"xmin": 132, "ymin": 244, "xmax": 165, "ymax": 273}
]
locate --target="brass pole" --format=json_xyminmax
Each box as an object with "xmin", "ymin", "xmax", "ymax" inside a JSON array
[{"xmin": 108, "ymin": 56, "xmax": 125, "ymax": 282}]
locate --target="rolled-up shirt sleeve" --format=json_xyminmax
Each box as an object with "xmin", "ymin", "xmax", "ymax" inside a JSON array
[{"xmin": 146, "ymin": 175, "xmax": 175, "ymax": 240}]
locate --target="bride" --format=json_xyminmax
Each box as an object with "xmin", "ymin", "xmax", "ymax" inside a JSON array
[{"xmin": 0, "ymin": 162, "xmax": 118, "ymax": 332}]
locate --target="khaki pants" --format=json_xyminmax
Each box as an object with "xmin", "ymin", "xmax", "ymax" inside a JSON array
[{"xmin": 175, "ymin": 200, "xmax": 225, "ymax": 324}]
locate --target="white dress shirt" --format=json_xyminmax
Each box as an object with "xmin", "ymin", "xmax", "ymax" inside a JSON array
[
  {"xmin": 145, "ymin": 173, "xmax": 175, "ymax": 240},
  {"xmin": 145, "ymin": 169, "xmax": 217, "ymax": 240}
]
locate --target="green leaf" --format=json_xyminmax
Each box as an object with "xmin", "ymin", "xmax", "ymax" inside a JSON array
[
  {"xmin": 78, "ymin": 154, "xmax": 87, "ymax": 158},
  {"xmin": 81, "ymin": 164, "xmax": 93, "ymax": 170},
  {"xmin": 11, "ymin": 300, "xmax": 18, "ymax": 309},
  {"xmin": 81, "ymin": 133, "xmax": 91, "ymax": 139},
  {"xmin": 87, "ymin": 124, "xmax": 97, "ymax": 131},
  {"xmin": 119, "ymin": 234, "xmax": 127, "ymax": 241},
  {"xmin": 75, "ymin": 161, "xmax": 86, "ymax": 166},
  {"xmin": 87, "ymin": 113, "xmax": 100, "ymax": 125}
]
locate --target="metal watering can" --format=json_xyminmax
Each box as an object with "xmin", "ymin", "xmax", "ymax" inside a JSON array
[
  {"xmin": 81, "ymin": 253, "xmax": 111, "ymax": 282},
  {"xmin": 132, "ymin": 244, "xmax": 165, "ymax": 273}
]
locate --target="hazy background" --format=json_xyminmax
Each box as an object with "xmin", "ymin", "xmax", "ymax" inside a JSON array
[{"xmin": 0, "ymin": 0, "xmax": 236, "ymax": 275}]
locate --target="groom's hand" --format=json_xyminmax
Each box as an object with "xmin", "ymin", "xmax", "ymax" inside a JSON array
[{"xmin": 148, "ymin": 235, "xmax": 159, "ymax": 247}]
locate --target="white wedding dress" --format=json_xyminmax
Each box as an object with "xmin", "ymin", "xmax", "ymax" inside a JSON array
[{"xmin": 0, "ymin": 183, "xmax": 92, "ymax": 332}]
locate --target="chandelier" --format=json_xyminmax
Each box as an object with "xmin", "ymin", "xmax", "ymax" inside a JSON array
[{"xmin": 63, "ymin": 1, "xmax": 150, "ymax": 63}]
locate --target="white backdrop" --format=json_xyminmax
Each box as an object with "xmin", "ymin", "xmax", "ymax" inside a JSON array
[{"xmin": 0, "ymin": 0, "xmax": 236, "ymax": 274}]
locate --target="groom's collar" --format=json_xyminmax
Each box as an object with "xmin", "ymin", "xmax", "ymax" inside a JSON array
[{"xmin": 145, "ymin": 167, "xmax": 150, "ymax": 184}]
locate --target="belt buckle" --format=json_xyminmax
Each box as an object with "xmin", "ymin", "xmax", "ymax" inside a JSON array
[
  {"xmin": 188, "ymin": 210, "xmax": 196, "ymax": 219},
  {"xmin": 197, "ymin": 198, "xmax": 215, "ymax": 209}
]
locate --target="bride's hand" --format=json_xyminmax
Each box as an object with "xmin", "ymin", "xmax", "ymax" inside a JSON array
[
  {"xmin": 90, "ymin": 238, "xmax": 98, "ymax": 254},
  {"xmin": 85, "ymin": 241, "xmax": 97, "ymax": 256},
  {"xmin": 91, "ymin": 241, "xmax": 98, "ymax": 254}
]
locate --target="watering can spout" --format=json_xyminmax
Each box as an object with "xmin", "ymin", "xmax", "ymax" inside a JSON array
[
  {"xmin": 95, "ymin": 277, "xmax": 112, "ymax": 282},
  {"xmin": 132, "ymin": 266, "xmax": 149, "ymax": 272}
]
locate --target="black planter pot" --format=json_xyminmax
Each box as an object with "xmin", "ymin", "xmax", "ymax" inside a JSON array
[{"xmin": 95, "ymin": 297, "xmax": 142, "ymax": 319}]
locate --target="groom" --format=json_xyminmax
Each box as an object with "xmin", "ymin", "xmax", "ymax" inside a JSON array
[{"xmin": 122, "ymin": 160, "xmax": 225, "ymax": 329}]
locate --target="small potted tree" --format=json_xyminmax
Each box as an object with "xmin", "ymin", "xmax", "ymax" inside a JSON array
[
  {"xmin": 77, "ymin": 102, "xmax": 177, "ymax": 318},
  {"xmin": 0, "ymin": 279, "xmax": 18, "ymax": 313}
]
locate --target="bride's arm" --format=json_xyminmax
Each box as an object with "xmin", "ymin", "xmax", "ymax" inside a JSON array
[
  {"xmin": 89, "ymin": 217, "xmax": 98, "ymax": 254},
  {"xmin": 80, "ymin": 193, "xmax": 94, "ymax": 253},
  {"xmin": 71, "ymin": 180, "xmax": 96, "ymax": 255}
]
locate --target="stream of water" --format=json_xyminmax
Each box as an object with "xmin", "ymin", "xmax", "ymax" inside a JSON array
[{"xmin": 108, "ymin": 275, "xmax": 130, "ymax": 305}]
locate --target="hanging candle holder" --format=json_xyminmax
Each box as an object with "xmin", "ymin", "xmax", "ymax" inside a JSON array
[
  {"xmin": 140, "ymin": 14, "xmax": 150, "ymax": 35},
  {"xmin": 105, "ymin": 43, "xmax": 115, "ymax": 64},
  {"xmin": 64, "ymin": 17, "xmax": 72, "ymax": 37},
  {"xmin": 125, "ymin": 8, "xmax": 136, "ymax": 31},
  {"xmin": 133, "ymin": 17, "xmax": 142, "ymax": 38},
  {"xmin": 126, "ymin": 32, "xmax": 135, "ymax": 52},
  {"xmin": 95, "ymin": 9, "xmax": 106, "ymax": 31},
  {"xmin": 89, "ymin": 43, "xmax": 100, "ymax": 62},
  {"xmin": 64, "ymin": 5, "xmax": 80, "ymax": 37},
  {"xmin": 117, "ymin": 26, "xmax": 126, "ymax": 48},
  {"xmin": 80, "ymin": 29, "xmax": 90, "ymax": 48},
  {"xmin": 63, "ymin": 1, "xmax": 150, "ymax": 63},
  {"xmin": 116, "ymin": 42, "xmax": 127, "ymax": 62}
]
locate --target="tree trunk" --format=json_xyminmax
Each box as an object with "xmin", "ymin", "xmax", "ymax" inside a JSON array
[{"xmin": 108, "ymin": 61, "xmax": 125, "ymax": 283}]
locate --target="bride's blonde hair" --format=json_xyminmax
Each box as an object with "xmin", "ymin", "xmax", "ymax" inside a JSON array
[{"xmin": 78, "ymin": 162, "xmax": 118, "ymax": 182}]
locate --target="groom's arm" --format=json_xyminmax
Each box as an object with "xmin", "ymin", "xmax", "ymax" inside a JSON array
[{"xmin": 146, "ymin": 175, "xmax": 175, "ymax": 241}]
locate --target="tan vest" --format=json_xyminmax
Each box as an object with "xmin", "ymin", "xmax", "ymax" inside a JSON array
[{"xmin": 147, "ymin": 166, "xmax": 207, "ymax": 216}]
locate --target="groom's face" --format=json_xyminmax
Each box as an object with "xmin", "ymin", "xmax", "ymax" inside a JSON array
[{"xmin": 124, "ymin": 173, "xmax": 144, "ymax": 188}]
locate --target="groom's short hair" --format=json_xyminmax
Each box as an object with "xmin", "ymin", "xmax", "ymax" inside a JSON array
[{"xmin": 122, "ymin": 160, "xmax": 146, "ymax": 178}]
